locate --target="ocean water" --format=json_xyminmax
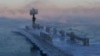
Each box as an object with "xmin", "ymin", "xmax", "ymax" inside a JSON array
[
  {"xmin": 0, "ymin": 18, "xmax": 33, "ymax": 56},
  {"xmin": 0, "ymin": 18, "xmax": 100, "ymax": 56}
]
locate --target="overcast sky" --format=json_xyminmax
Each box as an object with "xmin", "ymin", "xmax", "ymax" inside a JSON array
[{"xmin": 0, "ymin": 0, "xmax": 100, "ymax": 25}]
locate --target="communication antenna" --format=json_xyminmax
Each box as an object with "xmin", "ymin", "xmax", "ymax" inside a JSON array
[
  {"xmin": 30, "ymin": 8, "xmax": 38, "ymax": 24},
  {"xmin": 30, "ymin": 8, "xmax": 38, "ymax": 15}
]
